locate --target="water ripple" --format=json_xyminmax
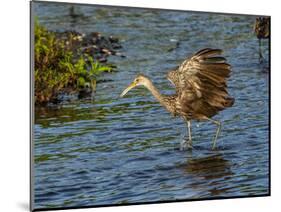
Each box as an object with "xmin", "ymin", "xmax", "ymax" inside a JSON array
[{"xmin": 33, "ymin": 3, "xmax": 269, "ymax": 209}]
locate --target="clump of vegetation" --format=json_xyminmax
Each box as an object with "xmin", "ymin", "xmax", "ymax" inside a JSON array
[{"xmin": 34, "ymin": 20, "xmax": 112, "ymax": 105}]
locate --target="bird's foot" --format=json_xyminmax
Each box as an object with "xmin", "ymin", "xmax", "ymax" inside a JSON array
[
  {"xmin": 180, "ymin": 138, "xmax": 193, "ymax": 151},
  {"xmin": 211, "ymin": 144, "xmax": 217, "ymax": 150}
]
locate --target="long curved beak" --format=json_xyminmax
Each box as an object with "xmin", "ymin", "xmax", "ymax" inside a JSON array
[{"xmin": 120, "ymin": 82, "xmax": 137, "ymax": 97}]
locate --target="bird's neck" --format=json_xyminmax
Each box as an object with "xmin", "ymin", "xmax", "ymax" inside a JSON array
[
  {"xmin": 146, "ymin": 81, "xmax": 166, "ymax": 105},
  {"xmin": 145, "ymin": 80, "xmax": 176, "ymax": 115}
]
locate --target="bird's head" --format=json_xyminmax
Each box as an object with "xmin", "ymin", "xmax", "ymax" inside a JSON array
[{"xmin": 120, "ymin": 74, "xmax": 151, "ymax": 97}]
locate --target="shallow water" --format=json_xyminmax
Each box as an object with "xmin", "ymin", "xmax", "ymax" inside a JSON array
[{"xmin": 33, "ymin": 3, "xmax": 269, "ymax": 209}]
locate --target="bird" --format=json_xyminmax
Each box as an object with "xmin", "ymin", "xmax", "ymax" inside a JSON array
[
  {"xmin": 120, "ymin": 48, "xmax": 234, "ymax": 150},
  {"xmin": 254, "ymin": 17, "xmax": 270, "ymax": 62}
]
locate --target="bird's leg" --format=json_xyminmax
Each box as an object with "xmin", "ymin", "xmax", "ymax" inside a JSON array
[
  {"xmin": 259, "ymin": 39, "xmax": 264, "ymax": 63},
  {"xmin": 187, "ymin": 120, "xmax": 192, "ymax": 147},
  {"xmin": 207, "ymin": 118, "xmax": 221, "ymax": 150},
  {"xmin": 180, "ymin": 120, "xmax": 192, "ymax": 150}
]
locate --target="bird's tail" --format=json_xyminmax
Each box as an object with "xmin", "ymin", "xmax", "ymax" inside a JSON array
[{"xmin": 224, "ymin": 97, "xmax": 235, "ymax": 107}]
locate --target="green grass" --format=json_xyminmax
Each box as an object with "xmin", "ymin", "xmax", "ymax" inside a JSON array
[{"xmin": 34, "ymin": 20, "xmax": 112, "ymax": 105}]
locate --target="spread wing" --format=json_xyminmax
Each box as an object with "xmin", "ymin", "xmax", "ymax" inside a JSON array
[{"xmin": 168, "ymin": 48, "xmax": 233, "ymax": 115}]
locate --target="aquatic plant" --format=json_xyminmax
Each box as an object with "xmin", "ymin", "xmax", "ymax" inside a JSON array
[{"xmin": 34, "ymin": 20, "xmax": 112, "ymax": 105}]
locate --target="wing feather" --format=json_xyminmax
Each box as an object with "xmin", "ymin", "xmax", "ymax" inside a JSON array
[{"xmin": 167, "ymin": 48, "xmax": 234, "ymax": 119}]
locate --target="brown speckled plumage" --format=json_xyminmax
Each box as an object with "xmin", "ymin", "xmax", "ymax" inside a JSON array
[{"xmin": 254, "ymin": 17, "xmax": 270, "ymax": 39}]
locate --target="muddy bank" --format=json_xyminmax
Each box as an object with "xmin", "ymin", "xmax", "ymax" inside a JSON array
[
  {"xmin": 56, "ymin": 30, "xmax": 125, "ymax": 64},
  {"xmin": 34, "ymin": 21, "xmax": 125, "ymax": 106}
]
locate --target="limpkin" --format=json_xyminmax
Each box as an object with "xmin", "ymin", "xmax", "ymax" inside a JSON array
[
  {"xmin": 120, "ymin": 48, "xmax": 234, "ymax": 150},
  {"xmin": 254, "ymin": 17, "xmax": 270, "ymax": 62}
]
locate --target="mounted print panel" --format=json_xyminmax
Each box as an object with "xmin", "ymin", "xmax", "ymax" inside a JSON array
[{"xmin": 31, "ymin": 1, "xmax": 270, "ymax": 211}]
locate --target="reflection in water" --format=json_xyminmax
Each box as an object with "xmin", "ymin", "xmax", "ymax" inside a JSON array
[
  {"xmin": 183, "ymin": 153, "xmax": 232, "ymax": 180},
  {"xmin": 182, "ymin": 153, "xmax": 233, "ymax": 196},
  {"xmin": 68, "ymin": 5, "xmax": 84, "ymax": 28},
  {"xmin": 69, "ymin": 6, "xmax": 79, "ymax": 19}
]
